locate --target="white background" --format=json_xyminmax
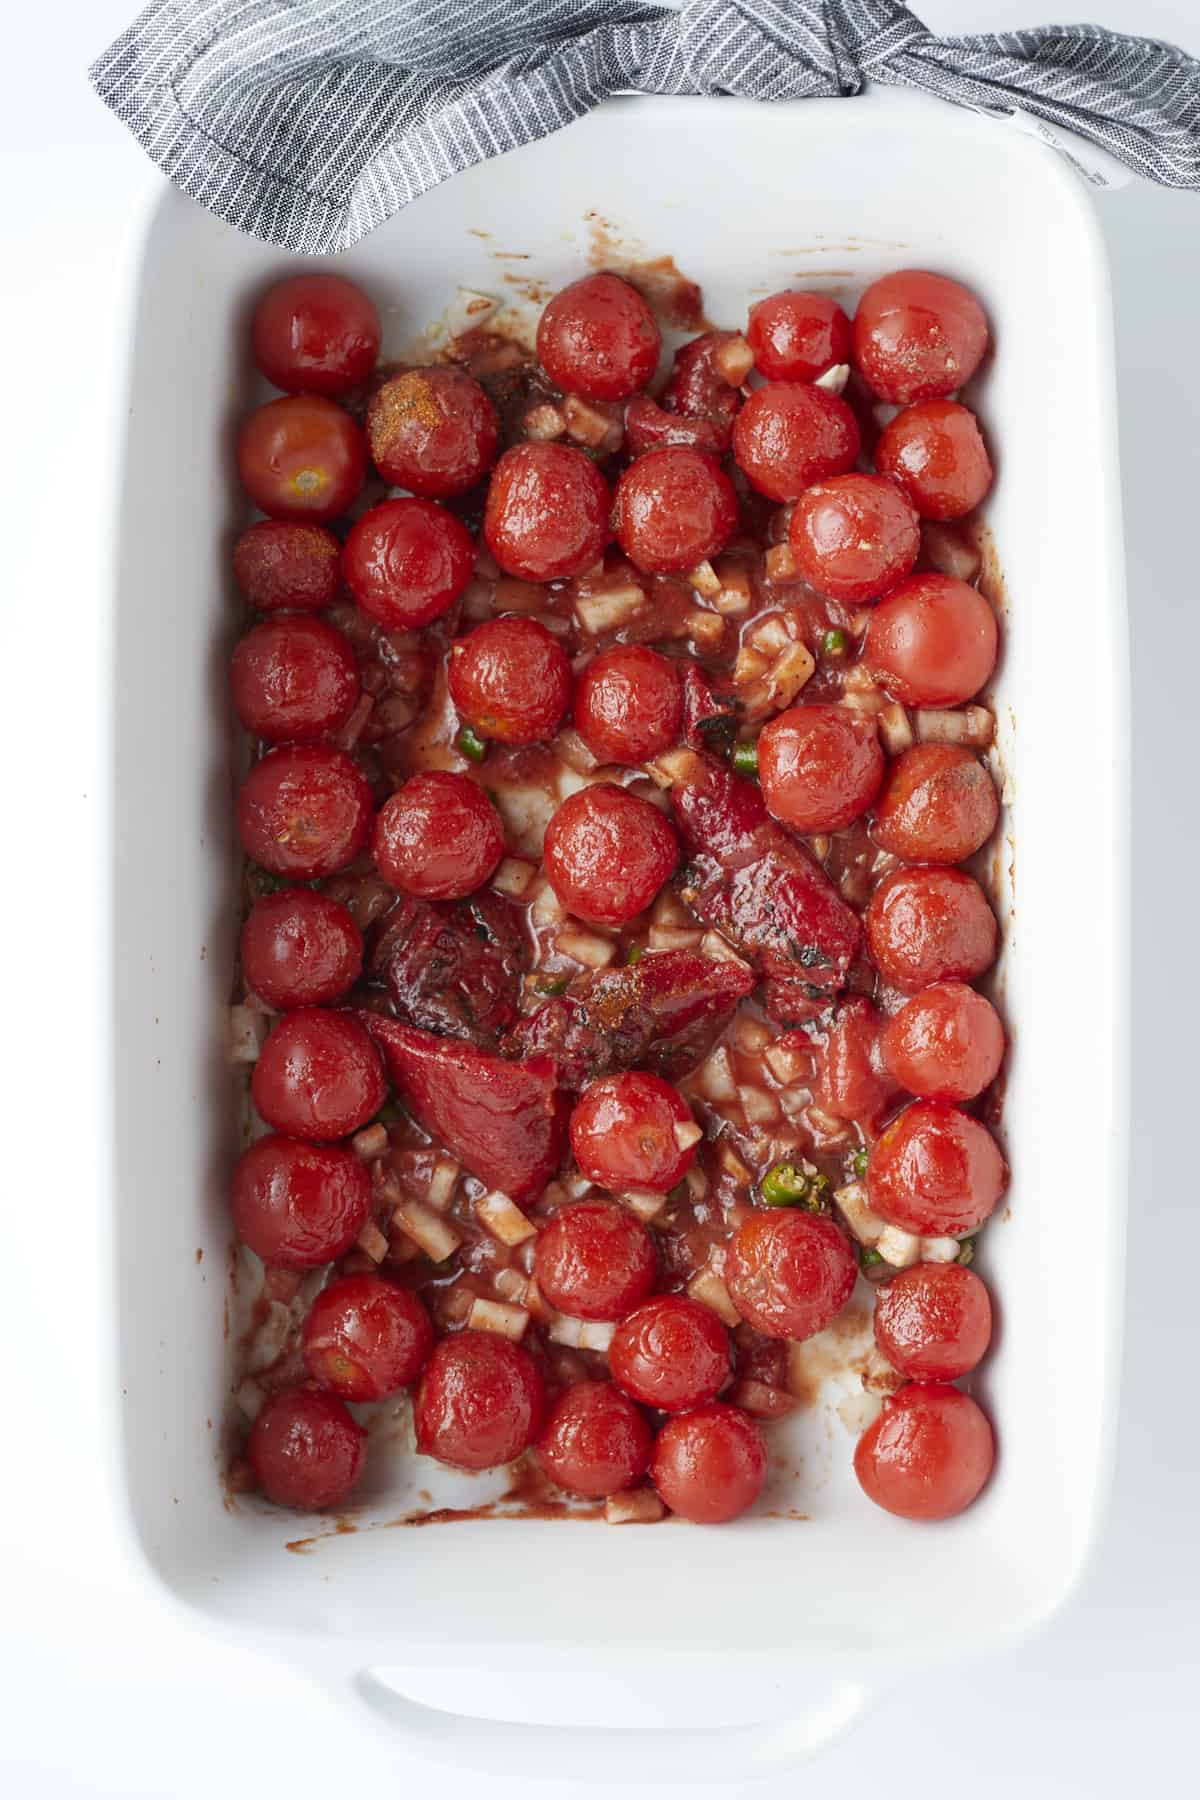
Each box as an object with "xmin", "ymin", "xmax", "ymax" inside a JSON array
[{"xmin": 3, "ymin": 3, "xmax": 1197, "ymax": 1794}]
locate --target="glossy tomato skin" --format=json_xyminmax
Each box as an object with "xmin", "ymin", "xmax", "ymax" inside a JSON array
[
  {"xmin": 241, "ymin": 887, "xmax": 363, "ymax": 1010},
  {"xmin": 759, "ymin": 703, "xmax": 885, "ymax": 834},
  {"xmin": 414, "ymin": 1330, "xmax": 545, "ymax": 1470},
  {"xmin": 651, "ymin": 1403, "xmax": 767, "ymax": 1523},
  {"xmin": 229, "ymin": 615, "xmax": 360, "ymax": 744},
  {"xmin": 232, "ymin": 1133, "xmax": 370, "ymax": 1268},
  {"xmin": 662, "ymin": 331, "xmax": 744, "ymax": 447},
  {"xmin": 852, "ymin": 271, "xmax": 989, "ymax": 405},
  {"xmin": 573, "ymin": 645, "xmax": 683, "ymax": 765},
  {"xmin": 788, "ymin": 473, "xmax": 920, "ymax": 605},
  {"xmin": 854, "ymin": 1382, "xmax": 994, "ymax": 1520},
  {"xmin": 237, "ymin": 744, "xmax": 374, "ymax": 879},
  {"xmin": 726, "ymin": 1209, "xmax": 858, "ymax": 1342},
  {"xmin": 880, "ymin": 980, "xmax": 1005, "ymax": 1102},
  {"xmin": 372, "ymin": 771, "xmax": 504, "ymax": 899},
  {"xmin": 874, "ymin": 1263, "xmax": 993, "ymax": 1382},
  {"xmin": 302, "ymin": 1274, "xmax": 434, "ymax": 1401},
  {"xmin": 747, "ymin": 290, "xmax": 851, "ymax": 383},
  {"xmin": 343, "ymin": 498, "xmax": 474, "ymax": 628},
  {"xmin": 543, "ymin": 783, "xmax": 678, "ymax": 927},
  {"xmin": 232, "ymin": 519, "xmax": 342, "ymax": 612},
  {"xmin": 815, "ymin": 995, "xmax": 898, "ymax": 1126},
  {"xmin": 610, "ymin": 1295, "xmax": 731, "ymax": 1413},
  {"xmin": 732, "ymin": 382, "xmax": 860, "ymax": 502},
  {"xmin": 865, "ymin": 574, "xmax": 998, "ymax": 707},
  {"xmin": 251, "ymin": 274, "xmax": 381, "ymax": 397},
  {"xmin": 612, "ymin": 447, "xmax": 738, "ymax": 574},
  {"xmin": 570, "ymin": 1072, "xmax": 698, "ymax": 1194},
  {"xmin": 876, "ymin": 400, "xmax": 993, "ymax": 521},
  {"xmin": 536, "ymin": 1381, "xmax": 653, "ymax": 1497},
  {"xmin": 872, "ymin": 743, "xmax": 999, "ymax": 865},
  {"xmin": 247, "ymin": 1387, "xmax": 367, "ymax": 1511},
  {"xmin": 366, "ymin": 367, "xmax": 499, "ymax": 497},
  {"xmin": 865, "ymin": 866, "xmax": 997, "ymax": 992},
  {"xmin": 252, "ymin": 1008, "xmax": 387, "ymax": 1141},
  {"xmin": 537, "ymin": 273, "xmax": 661, "ymax": 402},
  {"xmin": 868, "ymin": 1099, "xmax": 1007, "ymax": 1236},
  {"xmin": 484, "ymin": 442, "xmax": 610, "ymax": 582},
  {"xmin": 448, "ymin": 616, "xmax": 572, "ymax": 745},
  {"xmin": 533, "ymin": 1198, "xmax": 657, "ymax": 1320},
  {"xmin": 237, "ymin": 395, "xmax": 367, "ymax": 523}
]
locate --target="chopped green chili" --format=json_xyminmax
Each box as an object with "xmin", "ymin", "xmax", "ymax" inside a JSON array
[
  {"xmin": 822, "ymin": 628, "xmax": 848, "ymax": 657},
  {"xmin": 956, "ymin": 1236, "xmax": 978, "ymax": 1267},
  {"xmin": 732, "ymin": 739, "xmax": 759, "ymax": 780},
  {"xmin": 760, "ymin": 1160, "xmax": 828, "ymax": 1210},
  {"xmin": 456, "ymin": 724, "xmax": 488, "ymax": 764},
  {"xmin": 625, "ymin": 943, "xmax": 644, "ymax": 966},
  {"xmin": 852, "ymin": 1147, "xmax": 870, "ymax": 1178},
  {"xmin": 858, "ymin": 1245, "xmax": 885, "ymax": 1269}
]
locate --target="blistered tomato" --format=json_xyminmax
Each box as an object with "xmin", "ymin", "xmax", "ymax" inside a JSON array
[
  {"xmin": 240, "ymin": 888, "xmax": 363, "ymax": 1010},
  {"xmin": 747, "ymin": 290, "xmax": 851, "ymax": 383},
  {"xmin": 366, "ymin": 367, "xmax": 499, "ymax": 497},
  {"xmin": 726, "ymin": 1209, "xmax": 858, "ymax": 1341},
  {"xmin": 484, "ymin": 442, "xmax": 610, "ymax": 581},
  {"xmin": 343, "ymin": 498, "xmax": 474, "ymax": 628},
  {"xmin": 852, "ymin": 271, "xmax": 989, "ymax": 405},
  {"xmin": 874, "ymin": 1263, "xmax": 993, "ymax": 1382},
  {"xmin": 865, "ymin": 866, "xmax": 997, "ymax": 992},
  {"xmin": 814, "ymin": 995, "xmax": 897, "ymax": 1126},
  {"xmin": 247, "ymin": 1388, "xmax": 367, "ymax": 1511},
  {"xmin": 612, "ymin": 446, "xmax": 738, "ymax": 574},
  {"xmin": 651, "ymin": 1403, "xmax": 767, "ymax": 1524},
  {"xmin": 864, "ymin": 574, "xmax": 998, "ymax": 708},
  {"xmin": 732, "ymin": 382, "xmax": 860, "ymax": 502},
  {"xmin": 533, "ymin": 1198, "xmax": 658, "ymax": 1320},
  {"xmin": 252, "ymin": 1008, "xmax": 387, "ymax": 1141},
  {"xmin": 537, "ymin": 272, "xmax": 660, "ymax": 401},
  {"xmin": 788, "ymin": 473, "xmax": 920, "ymax": 605},
  {"xmin": 414, "ymin": 1331, "xmax": 545, "ymax": 1470},
  {"xmin": 230, "ymin": 615, "xmax": 360, "ymax": 743},
  {"xmin": 231, "ymin": 1134, "xmax": 370, "ymax": 1268},
  {"xmin": 758, "ymin": 703, "xmax": 885, "ymax": 833},
  {"xmin": 251, "ymin": 274, "xmax": 381, "ymax": 397},
  {"xmin": 872, "ymin": 743, "xmax": 999, "ymax": 865},
  {"xmin": 572, "ymin": 645, "xmax": 682, "ymax": 765},
  {"xmin": 237, "ymin": 744, "xmax": 374, "ymax": 879},
  {"xmin": 610, "ymin": 1295, "xmax": 731, "ymax": 1412},
  {"xmin": 854, "ymin": 1383, "xmax": 994, "ymax": 1520},
  {"xmin": 880, "ymin": 980, "xmax": 1005, "ymax": 1102},
  {"xmin": 372, "ymin": 771, "xmax": 504, "ymax": 899},
  {"xmin": 570, "ymin": 1072, "xmax": 698, "ymax": 1194},
  {"xmin": 867, "ymin": 1099, "xmax": 1007, "ymax": 1237},
  {"xmin": 536, "ymin": 1381, "xmax": 654, "ymax": 1498},
  {"xmin": 448, "ymin": 616, "xmax": 571, "ymax": 745},
  {"xmin": 875, "ymin": 400, "xmax": 993, "ymax": 521},
  {"xmin": 302, "ymin": 1274, "xmax": 434, "ymax": 1401},
  {"xmin": 232, "ymin": 520, "xmax": 342, "ymax": 613},
  {"xmin": 237, "ymin": 395, "xmax": 367, "ymax": 523},
  {"xmin": 543, "ymin": 783, "xmax": 678, "ymax": 927}
]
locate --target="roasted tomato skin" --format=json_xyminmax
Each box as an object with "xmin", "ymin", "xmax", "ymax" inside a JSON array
[
  {"xmin": 872, "ymin": 743, "xmax": 999, "ymax": 865},
  {"xmin": 483, "ymin": 442, "xmax": 610, "ymax": 582},
  {"xmin": 609, "ymin": 1295, "xmax": 731, "ymax": 1413},
  {"xmin": 726, "ymin": 1209, "xmax": 858, "ymax": 1342},
  {"xmin": 874, "ymin": 1263, "xmax": 993, "ymax": 1382},
  {"xmin": 852, "ymin": 271, "xmax": 989, "ymax": 405},
  {"xmin": 747, "ymin": 290, "xmax": 851, "ymax": 383},
  {"xmin": 236, "ymin": 395, "xmax": 367, "ymax": 523},
  {"xmin": 867, "ymin": 1099, "xmax": 1007, "ymax": 1237},
  {"xmin": 240, "ymin": 888, "xmax": 363, "ymax": 1010},
  {"xmin": 875, "ymin": 399, "xmax": 993, "ymax": 521},
  {"xmin": 880, "ymin": 980, "xmax": 1005, "ymax": 1102},
  {"xmin": 651, "ymin": 1404, "xmax": 768, "ymax": 1524},
  {"xmin": 536, "ymin": 1381, "xmax": 654, "ymax": 1498},
  {"xmin": 372, "ymin": 771, "xmax": 505, "ymax": 900},
  {"xmin": 758, "ymin": 703, "xmax": 885, "ymax": 834},
  {"xmin": 854, "ymin": 1382, "xmax": 995, "ymax": 1520},
  {"xmin": 229, "ymin": 615, "xmax": 360, "ymax": 744},
  {"xmin": 732, "ymin": 381, "xmax": 860, "ymax": 502},
  {"xmin": 569, "ymin": 1072, "xmax": 698, "ymax": 1195},
  {"xmin": 366, "ymin": 366, "xmax": 499, "ymax": 497},
  {"xmin": 342, "ymin": 497, "xmax": 474, "ymax": 629},
  {"xmin": 533, "ymin": 1199, "xmax": 658, "ymax": 1321},
  {"xmin": 537, "ymin": 272, "xmax": 661, "ymax": 401},
  {"xmin": 448, "ymin": 616, "xmax": 572, "ymax": 746},
  {"xmin": 247, "ymin": 1388, "xmax": 367, "ymax": 1510},
  {"xmin": 237, "ymin": 744, "xmax": 374, "ymax": 881},
  {"xmin": 302, "ymin": 1274, "xmax": 435, "ymax": 1401},
  {"xmin": 251, "ymin": 273, "xmax": 381, "ymax": 397},
  {"xmin": 414, "ymin": 1331, "xmax": 545, "ymax": 1470},
  {"xmin": 251, "ymin": 1008, "xmax": 387, "ymax": 1141},
  {"xmin": 543, "ymin": 783, "xmax": 678, "ymax": 928},
  {"xmin": 865, "ymin": 866, "xmax": 998, "ymax": 992},
  {"xmin": 232, "ymin": 520, "xmax": 341, "ymax": 612},
  {"xmin": 231, "ymin": 1134, "xmax": 371, "ymax": 1269},
  {"xmin": 573, "ymin": 645, "xmax": 683, "ymax": 766},
  {"xmin": 864, "ymin": 573, "xmax": 998, "ymax": 708},
  {"xmin": 788, "ymin": 473, "xmax": 920, "ymax": 605},
  {"xmin": 612, "ymin": 446, "xmax": 738, "ymax": 575}
]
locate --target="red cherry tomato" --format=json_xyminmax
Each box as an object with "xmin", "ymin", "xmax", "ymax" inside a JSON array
[
  {"xmin": 537, "ymin": 272, "xmax": 661, "ymax": 402},
  {"xmin": 865, "ymin": 866, "xmax": 997, "ymax": 992},
  {"xmin": 237, "ymin": 395, "xmax": 367, "ymax": 523},
  {"xmin": 726, "ymin": 1209, "xmax": 858, "ymax": 1342},
  {"xmin": 573, "ymin": 645, "xmax": 683, "ymax": 766},
  {"xmin": 815, "ymin": 995, "xmax": 897, "ymax": 1125},
  {"xmin": 237, "ymin": 744, "xmax": 374, "ymax": 879},
  {"xmin": 880, "ymin": 980, "xmax": 1005, "ymax": 1102},
  {"xmin": 533, "ymin": 1198, "xmax": 657, "ymax": 1320},
  {"xmin": 864, "ymin": 574, "xmax": 998, "ymax": 707},
  {"xmin": 372, "ymin": 771, "xmax": 504, "ymax": 900},
  {"xmin": 854, "ymin": 1382, "xmax": 994, "ymax": 1520},
  {"xmin": 543, "ymin": 783, "xmax": 678, "ymax": 927},
  {"xmin": 343, "ymin": 498, "xmax": 474, "ymax": 629},
  {"xmin": 247, "ymin": 1387, "xmax": 367, "ymax": 1511},
  {"xmin": 875, "ymin": 400, "xmax": 993, "ymax": 521},
  {"xmin": 868, "ymin": 1099, "xmax": 1007, "ymax": 1236},
  {"xmin": 758, "ymin": 703, "xmax": 885, "ymax": 834},
  {"xmin": 570, "ymin": 1072, "xmax": 697, "ymax": 1195},
  {"xmin": 662, "ymin": 331, "xmax": 745, "ymax": 447},
  {"xmin": 609, "ymin": 1295, "xmax": 731, "ymax": 1412},
  {"xmin": 612, "ymin": 447, "xmax": 738, "ymax": 575},
  {"xmin": 240, "ymin": 887, "xmax": 363, "ymax": 1011},
  {"xmin": 232, "ymin": 1133, "xmax": 370, "ymax": 1268},
  {"xmin": 873, "ymin": 744, "xmax": 999, "ymax": 865},
  {"xmin": 448, "ymin": 616, "xmax": 572, "ymax": 745},
  {"xmin": 484, "ymin": 443, "xmax": 610, "ymax": 582},
  {"xmin": 746, "ymin": 290, "xmax": 851, "ymax": 383},
  {"xmin": 852, "ymin": 271, "xmax": 989, "ymax": 405},
  {"xmin": 651, "ymin": 1403, "xmax": 767, "ymax": 1524},
  {"xmin": 251, "ymin": 274, "xmax": 381, "ymax": 398},
  {"xmin": 252, "ymin": 1007, "xmax": 387, "ymax": 1140},
  {"xmin": 874, "ymin": 1263, "xmax": 993, "ymax": 1382},
  {"xmin": 366, "ymin": 366, "xmax": 499, "ymax": 497},
  {"xmin": 229, "ymin": 615, "xmax": 360, "ymax": 744},
  {"xmin": 732, "ymin": 382, "xmax": 860, "ymax": 502},
  {"xmin": 536, "ymin": 1380, "xmax": 653, "ymax": 1498},
  {"xmin": 232, "ymin": 520, "xmax": 342, "ymax": 613},
  {"xmin": 414, "ymin": 1330, "xmax": 545, "ymax": 1470},
  {"xmin": 302, "ymin": 1273, "xmax": 434, "ymax": 1401},
  {"xmin": 788, "ymin": 473, "xmax": 920, "ymax": 604}
]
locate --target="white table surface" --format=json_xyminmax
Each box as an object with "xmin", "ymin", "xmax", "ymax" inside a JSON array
[{"xmin": 4, "ymin": 3, "xmax": 1197, "ymax": 1794}]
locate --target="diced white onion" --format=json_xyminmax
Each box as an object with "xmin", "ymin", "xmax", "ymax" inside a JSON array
[
  {"xmin": 746, "ymin": 614, "xmax": 791, "ymax": 656},
  {"xmin": 523, "ymin": 402, "xmax": 566, "ymax": 441},
  {"xmin": 763, "ymin": 543, "xmax": 798, "ymax": 583},
  {"xmin": 717, "ymin": 1141, "xmax": 753, "ymax": 1186},
  {"xmin": 235, "ymin": 1379, "xmax": 264, "ymax": 1422},
  {"xmin": 443, "ymin": 286, "xmax": 501, "ymax": 335},
  {"xmin": 492, "ymin": 856, "xmax": 536, "ymax": 899},
  {"xmin": 713, "ymin": 334, "xmax": 755, "ymax": 384},
  {"xmin": 684, "ymin": 610, "xmax": 725, "ymax": 651},
  {"xmin": 673, "ymin": 1120, "xmax": 704, "ymax": 1151},
  {"xmin": 699, "ymin": 930, "xmax": 751, "ymax": 970},
  {"xmin": 648, "ymin": 924, "xmax": 703, "ymax": 952},
  {"xmin": 468, "ymin": 1297, "xmax": 531, "ymax": 1341},
  {"xmin": 351, "ymin": 1123, "xmax": 389, "ymax": 1161},
  {"xmin": 814, "ymin": 362, "xmax": 851, "ymax": 394},
  {"xmin": 574, "ymin": 584, "xmax": 648, "ymax": 634},
  {"xmin": 228, "ymin": 1005, "xmax": 269, "ymax": 1065},
  {"xmin": 356, "ymin": 1219, "xmax": 389, "ymax": 1264},
  {"xmin": 876, "ymin": 1224, "xmax": 922, "ymax": 1268},
  {"xmin": 686, "ymin": 1267, "xmax": 741, "ymax": 1328},
  {"xmin": 558, "ymin": 926, "xmax": 617, "ymax": 968},
  {"xmin": 427, "ymin": 1157, "xmax": 460, "ymax": 1211},
  {"xmin": 685, "ymin": 1164, "xmax": 709, "ymax": 1200},
  {"xmin": 548, "ymin": 1315, "xmax": 616, "ymax": 1352},
  {"xmin": 688, "ymin": 559, "xmax": 722, "ymax": 599},
  {"xmin": 493, "ymin": 1267, "xmax": 530, "ymax": 1304},
  {"xmin": 763, "ymin": 1040, "xmax": 809, "ymax": 1085},
  {"xmin": 914, "ymin": 706, "xmax": 995, "ymax": 748},
  {"xmin": 920, "ymin": 1235, "xmax": 961, "ymax": 1264},
  {"xmin": 553, "ymin": 727, "xmax": 600, "ymax": 775},
  {"xmin": 878, "ymin": 701, "xmax": 915, "ymax": 756},
  {"xmin": 605, "ymin": 1489, "xmax": 665, "ymax": 1525},
  {"xmin": 530, "ymin": 878, "xmax": 567, "ymax": 925},
  {"xmin": 695, "ymin": 1045, "xmax": 738, "ymax": 1102},
  {"xmin": 475, "ymin": 1191, "xmax": 538, "ymax": 1246},
  {"xmin": 622, "ymin": 1188, "xmax": 668, "ymax": 1222},
  {"xmin": 740, "ymin": 1085, "xmax": 779, "ymax": 1125},
  {"xmin": 391, "ymin": 1201, "xmax": 463, "ymax": 1263},
  {"xmin": 834, "ymin": 1180, "xmax": 886, "ymax": 1247},
  {"xmin": 562, "ymin": 394, "xmax": 623, "ymax": 451}
]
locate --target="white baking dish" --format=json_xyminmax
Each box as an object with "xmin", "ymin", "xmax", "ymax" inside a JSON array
[{"xmin": 100, "ymin": 88, "xmax": 1128, "ymax": 1779}]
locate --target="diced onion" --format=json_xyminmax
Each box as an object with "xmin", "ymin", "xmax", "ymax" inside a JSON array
[
  {"xmin": 468, "ymin": 1297, "xmax": 531, "ymax": 1341},
  {"xmin": 391, "ymin": 1201, "xmax": 463, "ymax": 1263},
  {"xmin": 717, "ymin": 1141, "xmax": 753, "ymax": 1186},
  {"xmin": 427, "ymin": 1157, "xmax": 460, "ymax": 1211},
  {"xmin": 673, "ymin": 1120, "xmax": 704, "ymax": 1151},
  {"xmin": 733, "ymin": 1378, "xmax": 796, "ymax": 1419},
  {"xmin": 554, "ymin": 728, "xmax": 600, "ymax": 775},
  {"xmin": 914, "ymin": 706, "xmax": 995, "ymax": 748},
  {"xmin": 699, "ymin": 930, "xmax": 751, "ymax": 970},
  {"xmin": 763, "ymin": 544, "xmax": 798, "ymax": 583},
  {"xmin": 687, "ymin": 559, "xmax": 722, "ymax": 599},
  {"xmin": 493, "ymin": 857, "xmax": 536, "ymax": 899},
  {"xmin": 228, "ymin": 1005, "xmax": 269, "ymax": 1065},
  {"xmin": 763, "ymin": 1040, "xmax": 809, "ymax": 1085},
  {"xmin": 684, "ymin": 610, "xmax": 725, "ymax": 651},
  {"xmin": 739, "ymin": 1085, "xmax": 779, "ymax": 1125},
  {"xmin": 605, "ymin": 1488, "xmax": 665, "ymax": 1525},
  {"xmin": 523, "ymin": 402, "xmax": 566, "ymax": 441},
  {"xmin": 351, "ymin": 1123, "xmax": 389, "ymax": 1161},
  {"xmin": 621, "ymin": 1189, "xmax": 668, "ymax": 1222},
  {"xmin": 813, "ymin": 362, "xmax": 850, "ymax": 394},
  {"xmin": 647, "ymin": 924, "xmax": 703, "ymax": 952},
  {"xmin": 686, "ymin": 1267, "xmax": 741, "ymax": 1327},
  {"xmin": 878, "ymin": 701, "xmax": 915, "ymax": 756},
  {"xmin": 558, "ymin": 925, "xmax": 617, "ymax": 968},
  {"xmin": 356, "ymin": 1219, "xmax": 389, "ymax": 1263},
  {"xmin": 475, "ymin": 1190, "xmax": 538, "ymax": 1246},
  {"xmin": 235, "ymin": 1379, "xmax": 264, "ymax": 1422},
  {"xmin": 563, "ymin": 394, "xmax": 623, "ymax": 452},
  {"xmin": 876, "ymin": 1224, "xmax": 922, "ymax": 1268},
  {"xmin": 574, "ymin": 583, "xmax": 648, "ymax": 634},
  {"xmin": 834, "ymin": 1180, "xmax": 886, "ymax": 1247},
  {"xmin": 713, "ymin": 334, "xmax": 754, "ymax": 385},
  {"xmin": 548, "ymin": 1315, "xmax": 616, "ymax": 1352},
  {"xmin": 695, "ymin": 1045, "xmax": 738, "ymax": 1102},
  {"xmin": 920, "ymin": 1235, "xmax": 961, "ymax": 1264},
  {"xmin": 493, "ymin": 1267, "xmax": 530, "ymax": 1304}
]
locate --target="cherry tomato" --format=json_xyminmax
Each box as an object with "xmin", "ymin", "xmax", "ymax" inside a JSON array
[
  {"xmin": 448, "ymin": 616, "xmax": 571, "ymax": 745},
  {"xmin": 746, "ymin": 290, "xmax": 851, "ymax": 383},
  {"xmin": 867, "ymin": 1099, "xmax": 1007, "ymax": 1236},
  {"xmin": 732, "ymin": 382, "xmax": 860, "ymax": 502},
  {"xmin": 302, "ymin": 1273, "xmax": 434, "ymax": 1401},
  {"xmin": 237, "ymin": 744, "xmax": 374, "ymax": 879},
  {"xmin": 864, "ymin": 574, "xmax": 997, "ymax": 708},
  {"xmin": 726, "ymin": 1209, "xmax": 857, "ymax": 1342},
  {"xmin": 229, "ymin": 615, "xmax": 359, "ymax": 744},
  {"xmin": 343, "ymin": 497, "xmax": 473, "ymax": 629},
  {"xmin": 240, "ymin": 888, "xmax": 363, "ymax": 1010},
  {"xmin": 484, "ymin": 442, "xmax": 610, "ymax": 582},
  {"xmin": 854, "ymin": 1382, "xmax": 994, "ymax": 1520},
  {"xmin": 758, "ymin": 703, "xmax": 885, "ymax": 833},
  {"xmin": 237, "ymin": 395, "xmax": 367, "ymax": 522},
  {"xmin": 573, "ymin": 645, "xmax": 683, "ymax": 765},
  {"xmin": 414, "ymin": 1330, "xmax": 545, "ymax": 1470},
  {"xmin": 815, "ymin": 995, "xmax": 897, "ymax": 1125},
  {"xmin": 651, "ymin": 1403, "xmax": 767, "ymax": 1523},
  {"xmin": 865, "ymin": 866, "xmax": 997, "ymax": 992},
  {"xmin": 536, "ymin": 1380, "xmax": 653, "ymax": 1498},
  {"xmin": 372, "ymin": 771, "xmax": 504, "ymax": 899},
  {"xmin": 662, "ymin": 331, "xmax": 746, "ymax": 448},
  {"xmin": 252, "ymin": 1007, "xmax": 387, "ymax": 1140},
  {"xmin": 880, "ymin": 980, "xmax": 1005, "ymax": 1102},
  {"xmin": 570, "ymin": 1072, "xmax": 698, "ymax": 1195},
  {"xmin": 231, "ymin": 1133, "xmax": 370, "ymax": 1267},
  {"xmin": 533, "ymin": 1198, "xmax": 657, "ymax": 1320},
  {"xmin": 788, "ymin": 473, "xmax": 920, "ymax": 605},
  {"xmin": 875, "ymin": 400, "xmax": 993, "ymax": 521},
  {"xmin": 874, "ymin": 1263, "xmax": 993, "ymax": 1382},
  {"xmin": 366, "ymin": 367, "xmax": 499, "ymax": 497},
  {"xmin": 852, "ymin": 271, "xmax": 989, "ymax": 405},
  {"xmin": 247, "ymin": 1387, "xmax": 367, "ymax": 1511},
  {"xmin": 872, "ymin": 743, "xmax": 999, "ymax": 865},
  {"xmin": 251, "ymin": 274, "xmax": 381, "ymax": 398},
  {"xmin": 537, "ymin": 272, "xmax": 660, "ymax": 402},
  {"xmin": 609, "ymin": 1295, "xmax": 731, "ymax": 1412},
  {"xmin": 543, "ymin": 783, "xmax": 678, "ymax": 927},
  {"xmin": 612, "ymin": 447, "xmax": 738, "ymax": 575},
  {"xmin": 232, "ymin": 519, "xmax": 341, "ymax": 613}
]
